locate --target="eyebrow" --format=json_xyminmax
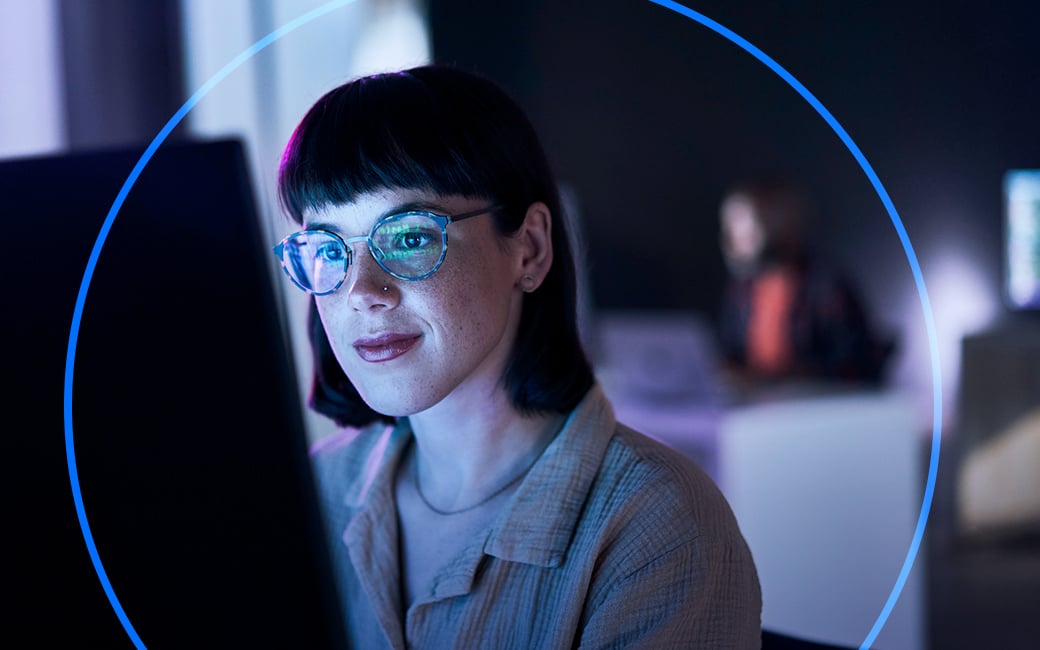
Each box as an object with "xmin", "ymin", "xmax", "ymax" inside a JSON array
[
  {"xmin": 303, "ymin": 200, "xmax": 451, "ymax": 233},
  {"xmin": 384, "ymin": 199, "xmax": 450, "ymax": 216}
]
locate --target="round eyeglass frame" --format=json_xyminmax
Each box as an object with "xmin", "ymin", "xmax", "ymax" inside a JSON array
[{"xmin": 272, "ymin": 204, "xmax": 501, "ymax": 295}]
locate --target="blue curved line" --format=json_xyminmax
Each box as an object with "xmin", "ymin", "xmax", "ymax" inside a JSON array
[
  {"xmin": 645, "ymin": 2, "xmax": 943, "ymax": 648},
  {"xmin": 62, "ymin": 1, "xmax": 358, "ymax": 647}
]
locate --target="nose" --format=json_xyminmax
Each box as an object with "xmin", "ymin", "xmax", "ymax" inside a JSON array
[{"xmin": 345, "ymin": 245, "xmax": 399, "ymax": 311}]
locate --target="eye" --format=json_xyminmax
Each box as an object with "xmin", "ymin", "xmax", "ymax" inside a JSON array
[
  {"xmin": 375, "ymin": 219, "xmax": 441, "ymax": 261},
  {"xmin": 396, "ymin": 228, "xmax": 434, "ymax": 250},
  {"xmin": 315, "ymin": 240, "xmax": 346, "ymax": 263}
]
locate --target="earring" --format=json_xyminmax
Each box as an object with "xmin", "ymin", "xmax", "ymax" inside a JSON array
[{"xmin": 520, "ymin": 275, "xmax": 536, "ymax": 292}]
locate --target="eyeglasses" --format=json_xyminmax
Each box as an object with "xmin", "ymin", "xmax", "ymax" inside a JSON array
[{"xmin": 273, "ymin": 205, "xmax": 500, "ymax": 295}]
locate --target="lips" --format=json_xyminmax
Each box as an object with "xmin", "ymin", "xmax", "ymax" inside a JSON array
[{"xmin": 352, "ymin": 333, "xmax": 422, "ymax": 363}]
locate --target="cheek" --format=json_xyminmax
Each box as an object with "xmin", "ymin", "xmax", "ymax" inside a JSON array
[
  {"xmin": 314, "ymin": 298, "xmax": 355, "ymax": 370},
  {"xmin": 427, "ymin": 247, "xmax": 516, "ymax": 340}
]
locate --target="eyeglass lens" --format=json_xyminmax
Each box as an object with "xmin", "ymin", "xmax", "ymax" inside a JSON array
[{"xmin": 279, "ymin": 213, "xmax": 448, "ymax": 293}]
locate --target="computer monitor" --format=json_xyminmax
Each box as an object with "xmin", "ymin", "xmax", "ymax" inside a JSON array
[
  {"xmin": 4, "ymin": 138, "xmax": 347, "ymax": 648},
  {"xmin": 1004, "ymin": 169, "xmax": 1040, "ymax": 310}
]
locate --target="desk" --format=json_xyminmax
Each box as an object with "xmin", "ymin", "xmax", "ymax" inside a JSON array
[{"xmin": 719, "ymin": 391, "xmax": 926, "ymax": 650}]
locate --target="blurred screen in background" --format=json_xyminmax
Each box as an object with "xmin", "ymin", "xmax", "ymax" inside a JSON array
[{"xmin": 1004, "ymin": 169, "xmax": 1040, "ymax": 310}]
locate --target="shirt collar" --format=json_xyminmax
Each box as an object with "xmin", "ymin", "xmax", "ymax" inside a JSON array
[
  {"xmin": 484, "ymin": 384, "xmax": 616, "ymax": 567},
  {"xmin": 343, "ymin": 383, "xmax": 615, "ymax": 569}
]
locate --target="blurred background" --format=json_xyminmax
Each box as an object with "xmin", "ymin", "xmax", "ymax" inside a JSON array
[{"xmin": 4, "ymin": 1, "xmax": 1038, "ymax": 648}]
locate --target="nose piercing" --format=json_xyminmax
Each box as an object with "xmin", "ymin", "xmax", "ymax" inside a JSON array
[{"xmin": 382, "ymin": 286, "xmax": 389, "ymax": 292}]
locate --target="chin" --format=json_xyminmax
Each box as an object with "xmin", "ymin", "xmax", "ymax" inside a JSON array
[{"xmin": 353, "ymin": 379, "xmax": 441, "ymax": 419}]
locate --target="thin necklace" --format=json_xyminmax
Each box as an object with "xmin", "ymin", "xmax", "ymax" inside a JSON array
[{"xmin": 412, "ymin": 426, "xmax": 558, "ymax": 517}]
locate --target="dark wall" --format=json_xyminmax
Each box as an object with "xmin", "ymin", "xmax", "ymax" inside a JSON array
[
  {"xmin": 55, "ymin": 0, "xmax": 1039, "ymax": 359},
  {"xmin": 429, "ymin": 0, "xmax": 1040, "ymax": 332}
]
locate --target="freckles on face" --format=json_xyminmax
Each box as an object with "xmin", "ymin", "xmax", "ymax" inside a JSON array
[{"xmin": 311, "ymin": 190, "xmax": 523, "ymax": 417}]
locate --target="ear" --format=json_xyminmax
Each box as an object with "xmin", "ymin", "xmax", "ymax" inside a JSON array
[{"xmin": 514, "ymin": 201, "xmax": 553, "ymax": 293}]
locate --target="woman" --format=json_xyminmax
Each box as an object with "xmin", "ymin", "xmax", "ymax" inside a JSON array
[
  {"xmin": 274, "ymin": 64, "xmax": 761, "ymax": 649},
  {"xmin": 717, "ymin": 176, "xmax": 892, "ymax": 387}
]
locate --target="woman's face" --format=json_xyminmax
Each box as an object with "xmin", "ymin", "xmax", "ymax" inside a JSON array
[
  {"xmin": 306, "ymin": 188, "xmax": 526, "ymax": 418},
  {"xmin": 720, "ymin": 194, "xmax": 766, "ymax": 271}
]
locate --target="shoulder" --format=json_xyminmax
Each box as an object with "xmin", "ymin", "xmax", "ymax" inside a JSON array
[
  {"xmin": 798, "ymin": 256, "xmax": 859, "ymax": 298},
  {"xmin": 308, "ymin": 423, "xmax": 380, "ymax": 477},
  {"xmin": 578, "ymin": 423, "xmax": 762, "ymax": 643},
  {"xmin": 584, "ymin": 423, "xmax": 753, "ymax": 567},
  {"xmin": 600, "ymin": 424, "xmax": 738, "ymax": 530},
  {"xmin": 308, "ymin": 421, "xmax": 398, "ymax": 508},
  {"xmin": 556, "ymin": 386, "xmax": 745, "ymax": 546}
]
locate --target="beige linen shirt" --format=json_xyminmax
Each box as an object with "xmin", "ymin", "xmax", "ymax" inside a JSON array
[{"xmin": 311, "ymin": 384, "xmax": 762, "ymax": 649}]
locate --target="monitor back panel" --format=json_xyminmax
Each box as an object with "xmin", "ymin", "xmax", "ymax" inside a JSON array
[{"xmin": 4, "ymin": 139, "xmax": 347, "ymax": 649}]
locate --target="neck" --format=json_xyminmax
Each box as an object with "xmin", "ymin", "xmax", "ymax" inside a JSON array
[{"xmin": 407, "ymin": 389, "xmax": 563, "ymax": 513}]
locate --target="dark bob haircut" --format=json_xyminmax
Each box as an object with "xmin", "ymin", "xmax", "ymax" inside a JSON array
[{"xmin": 277, "ymin": 64, "xmax": 594, "ymax": 428}]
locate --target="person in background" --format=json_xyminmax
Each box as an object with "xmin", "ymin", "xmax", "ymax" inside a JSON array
[
  {"xmin": 273, "ymin": 64, "xmax": 761, "ymax": 648},
  {"xmin": 717, "ymin": 176, "xmax": 892, "ymax": 391}
]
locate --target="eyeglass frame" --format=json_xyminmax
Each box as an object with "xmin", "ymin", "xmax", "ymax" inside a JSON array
[{"xmin": 272, "ymin": 204, "xmax": 502, "ymax": 295}]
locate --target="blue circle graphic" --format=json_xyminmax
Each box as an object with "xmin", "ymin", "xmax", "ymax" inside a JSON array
[
  {"xmin": 62, "ymin": 1, "xmax": 358, "ymax": 647},
  {"xmin": 64, "ymin": 1, "xmax": 941, "ymax": 648},
  {"xmin": 646, "ymin": 1, "xmax": 943, "ymax": 648}
]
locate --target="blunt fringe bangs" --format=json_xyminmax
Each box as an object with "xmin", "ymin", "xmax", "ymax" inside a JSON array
[
  {"xmin": 280, "ymin": 66, "xmax": 545, "ymax": 223},
  {"xmin": 280, "ymin": 64, "xmax": 594, "ymax": 428}
]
